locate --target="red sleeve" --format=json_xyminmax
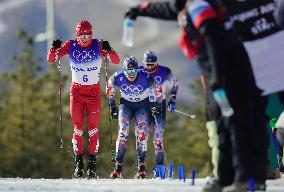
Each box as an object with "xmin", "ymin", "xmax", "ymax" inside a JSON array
[
  {"xmin": 107, "ymin": 50, "xmax": 120, "ymax": 64},
  {"xmin": 99, "ymin": 43, "xmax": 120, "ymax": 64},
  {"xmin": 47, "ymin": 40, "xmax": 71, "ymax": 63}
]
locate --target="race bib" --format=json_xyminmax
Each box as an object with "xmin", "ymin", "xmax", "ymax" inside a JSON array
[{"xmin": 70, "ymin": 59, "xmax": 102, "ymax": 85}]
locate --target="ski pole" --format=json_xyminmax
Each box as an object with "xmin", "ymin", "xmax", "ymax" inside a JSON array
[
  {"xmin": 174, "ymin": 109, "xmax": 196, "ymax": 119},
  {"xmin": 103, "ymin": 57, "xmax": 115, "ymax": 163},
  {"xmin": 55, "ymin": 49, "xmax": 64, "ymax": 149}
]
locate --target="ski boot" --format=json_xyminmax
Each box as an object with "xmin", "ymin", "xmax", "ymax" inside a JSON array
[
  {"xmin": 135, "ymin": 162, "xmax": 147, "ymax": 179},
  {"xmin": 110, "ymin": 162, "xmax": 123, "ymax": 179},
  {"xmin": 153, "ymin": 163, "xmax": 164, "ymax": 179},
  {"xmin": 86, "ymin": 155, "xmax": 97, "ymax": 179},
  {"xmin": 153, "ymin": 166, "xmax": 159, "ymax": 178},
  {"xmin": 73, "ymin": 154, "xmax": 84, "ymax": 178}
]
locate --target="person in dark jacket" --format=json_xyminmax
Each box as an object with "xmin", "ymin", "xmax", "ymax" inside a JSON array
[
  {"xmin": 140, "ymin": 50, "xmax": 179, "ymax": 178},
  {"xmin": 108, "ymin": 56, "xmax": 153, "ymax": 179},
  {"xmin": 124, "ymin": 1, "xmax": 268, "ymax": 191},
  {"xmin": 221, "ymin": 0, "xmax": 284, "ymax": 184}
]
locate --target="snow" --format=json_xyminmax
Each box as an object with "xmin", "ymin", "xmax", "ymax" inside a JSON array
[{"xmin": 1, "ymin": 178, "xmax": 284, "ymax": 192}]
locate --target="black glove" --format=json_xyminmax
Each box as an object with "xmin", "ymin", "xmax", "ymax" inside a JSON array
[
  {"xmin": 101, "ymin": 40, "xmax": 112, "ymax": 52},
  {"xmin": 52, "ymin": 38, "xmax": 62, "ymax": 49},
  {"xmin": 110, "ymin": 105, "xmax": 118, "ymax": 119},
  {"xmin": 151, "ymin": 105, "xmax": 162, "ymax": 117},
  {"xmin": 124, "ymin": 7, "xmax": 139, "ymax": 20}
]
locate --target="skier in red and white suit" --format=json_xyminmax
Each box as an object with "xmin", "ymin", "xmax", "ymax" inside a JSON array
[{"xmin": 47, "ymin": 20, "xmax": 120, "ymax": 178}]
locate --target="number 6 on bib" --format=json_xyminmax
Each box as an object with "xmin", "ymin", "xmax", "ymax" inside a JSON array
[{"xmin": 83, "ymin": 75, "xmax": 88, "ymax": 82}]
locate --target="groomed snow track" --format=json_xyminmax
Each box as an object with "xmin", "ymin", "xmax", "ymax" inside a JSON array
[{"xmin": 1, "ymin": 178, "xmax": 284, "ymax": 192}]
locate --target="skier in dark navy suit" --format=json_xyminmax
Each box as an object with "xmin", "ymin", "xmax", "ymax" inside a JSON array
[
  {"xmin": 139, "ymin": 50, "xmax": 179, "ymax": 177},
  {"xmin": 108, "ymin": 56, "xmax": 157, "ymax": 179}
]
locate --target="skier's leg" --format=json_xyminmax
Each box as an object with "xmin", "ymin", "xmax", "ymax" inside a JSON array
[
  {"xmin": 111, "ymin": 103, "xmax": 132, "ymax": 178},
  {"xmin": 153, "ymin": 101, "xmax": 166, "ymax": 165},
  {"xmin": 116, "ymin": 103, "xmax": 132, "ymax": 162},
  {"xmin": 85, "ymin": 86, "xmax": 101, "ymax": 178},
  {"xmin": 70, "ymin": 83, "xmax": 86, "ymax": 177},
  {"xmin": 134, "ymin": 105, "xmax": 150, "ymax": 179},
  {"xmin": 70, "ymin": 103, "xmax": 85, "ymax": 155},
  {"xmin": 86, "ymin": 88, "xmax": 101, "ymax": 155},
  {"xmin": 70, "ymin": 84, "xmax": 85, "ymax": 155},
  {"xmin": 151, "ymin": 101, "xmax": 166, "ymax": 178}
]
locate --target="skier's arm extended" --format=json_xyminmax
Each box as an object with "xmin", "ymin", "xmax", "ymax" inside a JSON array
[
  {"xmin": 47, "ymin": 40, "xmax": 70, "ymax": 63},
  {"xmin": 125, "ymin": 0, "xmax": 187, "ymax": 21},
  {"xmin": 187, "ymin": 2, "xmax": 226, "ymax": 90},
  {"xmin": 165, "ymin": 68, "xmax": 179, "ymax": 102}
]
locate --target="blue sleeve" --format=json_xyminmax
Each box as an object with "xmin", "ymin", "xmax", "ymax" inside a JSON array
[{"xmin": 165, "ymin": 67, "xmax": 179, "ymax": 101}]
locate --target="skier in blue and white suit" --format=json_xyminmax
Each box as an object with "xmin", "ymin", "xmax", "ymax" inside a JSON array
[
  {"xmin": 140, "ymin": 50, "xmax": 179, "ymax": 175},
  {"xmin": 108, "ymin": 56, "xmax": 156, "ymax": 179}
]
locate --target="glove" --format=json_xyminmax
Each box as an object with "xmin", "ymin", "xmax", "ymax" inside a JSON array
[
  {"xmin": 110, "ymin": 105, "xmax": 118, "ymax": 119},
  {"xmin": 101, "ymin": 40, "xmax": 112, "ymax": 52},
  {"xmin": 167, "ymin": 101, "xmax": 176, "ymax": 112},
  {"xmin": 124, "ymin": 7, "xmax": 140, "ymax": 20},
  {"xmin": 52, "ymin": 38, "xmax": 62, "ymax": 49},
  {"xmin": 151, "ymin": 105, "xmax": 162, "ymax": 117}
]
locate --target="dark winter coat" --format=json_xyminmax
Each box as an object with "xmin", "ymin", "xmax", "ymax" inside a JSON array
[{"xmin": 131, "ymin": 0, "xmax": 260, "ymax": 98}]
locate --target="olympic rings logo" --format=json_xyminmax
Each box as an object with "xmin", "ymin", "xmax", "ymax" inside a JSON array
[
  {"xmin": 121, "ymin": 84, "xmax": 144, "ymax": 94},
  {"xmin": 72, "ymin": 50, "xmax": 96, "ymax": 62},
  {"xmin": 154, "ymin": 76, "xmax": 162, "ymax": 84}
]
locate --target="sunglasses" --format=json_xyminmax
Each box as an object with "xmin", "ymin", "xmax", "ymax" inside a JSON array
[
  {"xmin": 146, "ymin": 63, "xmax": 156, "ymax": 66},
  {"xmin": 145, "ymin": 63, "xmax": 157, "ymax": 69},
  {"xmin": 125, "ymin": 68, "xmax": 138, "ymax": 76},
  {"xmin": 78, "ymin": 34, "xmax": 91, "ymax": 38}
]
